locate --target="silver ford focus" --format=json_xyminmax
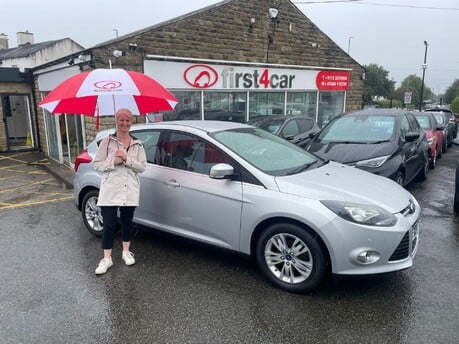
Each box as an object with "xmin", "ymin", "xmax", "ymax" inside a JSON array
[{"xmin": 74, "ymin": 120, "xmax": 421, "ymax": 293}]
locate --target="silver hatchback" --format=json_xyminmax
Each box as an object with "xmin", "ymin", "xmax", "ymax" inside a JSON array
[{"xmin": 74, "ymin": 120, "xmax": 421, "ymax": 293}]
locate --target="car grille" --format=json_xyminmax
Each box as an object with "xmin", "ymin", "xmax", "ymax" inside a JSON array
[{"xmin": 389, "ymin": 221, "xmax": 420, "ymax": 262}]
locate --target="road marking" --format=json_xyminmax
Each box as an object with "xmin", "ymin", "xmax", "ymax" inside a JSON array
[
  {"xmin": 0, "ymin": 178, "xmax": 56, "ymax": 194},
  {"xmin": 0, "ymin": 196, "xmax": 74, "ymax": 211},
  {"xmin": 0, "ymin": 153, "xmax": 74, "ymax": 211}
]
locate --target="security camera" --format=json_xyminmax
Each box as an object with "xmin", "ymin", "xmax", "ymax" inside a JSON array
[
  {"xmin": 113, "ymin": 50, "xmax": 125, "ymax": 58},
  {"xmin": 269, "ymin": 8, "xmax": 278, "ymax": 19}
]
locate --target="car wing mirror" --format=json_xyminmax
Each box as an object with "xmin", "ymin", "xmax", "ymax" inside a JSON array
[
  {"xmin": 405, "ymin": 132, "xmax": 420, "ymax": 142},
  {"xmin": 210, "ymin": 163, "xmax": 235, "ymax": 179},
  {"xmin": 436, "ymin": 125, "xmax": 445, "ymax": 131}
]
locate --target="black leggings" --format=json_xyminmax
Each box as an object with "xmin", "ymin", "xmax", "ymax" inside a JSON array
[{"xmin": 101, "ymin": 206, "xmax": 136, "ymax": 250}]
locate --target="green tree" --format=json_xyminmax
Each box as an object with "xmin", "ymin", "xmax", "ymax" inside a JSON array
[
  {"xmin": 451, "ymin": 96, "xmax": 459, "ymax": 114},
  {"xmin": 363, "ymin": 64, "xmax": 395, "ymax": 105},
  {"xmin": 395, "ymin": 74, "xmax": 432, "ymax": 109},
  {"xmin": 444, "ymin": 79, "xmax": 459, "ymax": 104}
]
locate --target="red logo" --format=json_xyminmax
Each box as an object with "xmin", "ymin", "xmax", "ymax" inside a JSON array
[
  {"xmin": 94, "ymin": 81, "xmax": 122, "ymax": 90},
  {"xmin": 183, "ymin": 64, "xmax": 218, "ymax": 88},
  {"xmin": 316, "ymin": 71, "xmax": 350, "ymax": 91}
]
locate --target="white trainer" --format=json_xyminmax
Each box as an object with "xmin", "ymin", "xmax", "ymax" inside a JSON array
[
  {"xmin": 95, "ymin": 258, "xmax": 113, "ymax": 275},
  {"xmin": 122, "ymin": 251, "xmax": 135, "ymax": 266}
]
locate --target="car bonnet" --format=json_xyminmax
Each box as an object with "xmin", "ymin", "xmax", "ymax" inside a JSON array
[
  {"xmin": 274, "ymin": 161, "xmax": 414, "ymax": 213},
  {"xmin": 308, "ymin": 140, "xmax": 394, "ymax": 164}
]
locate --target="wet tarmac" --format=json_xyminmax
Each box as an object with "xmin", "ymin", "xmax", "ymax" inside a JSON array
[{"xmin": 0, "ymin": 147, "xmax": 458, "ymax": 344}]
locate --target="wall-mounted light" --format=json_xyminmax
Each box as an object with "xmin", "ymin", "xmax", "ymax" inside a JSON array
[
  {"xmin": 113, "ymin": 50, "xmax": 125, "ymax": 58},
  {"xmin": 128, "ymin": 43, "xmax": 138, "ymax": 51},
  {"xmin": 269, "ymin": 8, "xmax": 278, "ymax": 19},
  {"xmin": 249, "ymin": 17, "xmax": 255, "ymax": 30}
]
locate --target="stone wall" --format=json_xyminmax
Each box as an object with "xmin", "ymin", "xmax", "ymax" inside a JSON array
[{"xmin": 38, "ymin": 0, "xmax": 365, "ymax": 143}]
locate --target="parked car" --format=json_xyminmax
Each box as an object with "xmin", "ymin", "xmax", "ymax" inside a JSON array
[
  {"xmin": 247, "ymin": 115, "xmax": 320, "ymax": 147},
  {"xmin": 74, "ymin": 120, "xmax": 421, "ymax": 293},
  {"xmin": 306, "ymin": 108, "xmax": 429, "ymax": 187},
  {"xmin": 413, "ymin": 112, "xmax": 444, "ymax": 169},
  {"xmin": 430, "ymin": 112, "xmax": 451, "ymax": 153},
  {"xmin": 425, "ymin": 107, "xmax": 457, "ymax": 140}
]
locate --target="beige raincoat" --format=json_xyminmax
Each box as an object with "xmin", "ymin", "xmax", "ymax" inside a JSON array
[{"xmin": 93, "ymin": 134, "xmax": 147, "ymax": 207}]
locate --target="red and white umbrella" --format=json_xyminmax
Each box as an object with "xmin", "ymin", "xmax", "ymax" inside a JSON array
[{"xmin": 39, "ymin": 68, "xmax": 178, "ymax": 126}]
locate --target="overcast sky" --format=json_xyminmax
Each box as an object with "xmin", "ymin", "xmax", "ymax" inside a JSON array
[{"xmin": 2, "ymin": 0, "xmax": 458, "ymax": 94}]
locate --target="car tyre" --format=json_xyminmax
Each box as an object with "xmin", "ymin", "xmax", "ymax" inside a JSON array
[
  {"xmin": 395, "ymin": 171, "xmax": 405, "ymax": 186},
  {"xmin": 417, "ymin": 157, "xmax": 429, "ymax": 181},
  {"xmin": 81, "ymin": 189, "xmax": 104, "ymax": 237},
  {"xmin": 429, "ymin": 152, "xmax": 436, "ymax": 169},
  {"xmin": 255, "ymin": 223, "xmax": 327, "ymax": 293},
  {"xmin": 442, "ymin": 139, "xmax": 448, "ymax": 153}
]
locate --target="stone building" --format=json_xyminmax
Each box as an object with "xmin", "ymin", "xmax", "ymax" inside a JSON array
[
  {"xmin": 0, "ymin": 32, "xmax": 83, "ymax": 151},
  {"xmin": 32, "ymin": 0, "xmax": 364, "ymax": 167}
]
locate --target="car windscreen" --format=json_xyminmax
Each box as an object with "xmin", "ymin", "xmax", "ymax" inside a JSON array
[
  {"xmin": 415, "ymin": 115, "xmax": 432, "ymax": 130},
  {"xmin": 212, "ymin": 127, "xmax": 320, "ymax": 176},
  {"xmin": 317, "ymin": 115, "xmax": 395, "ymax": 143}
]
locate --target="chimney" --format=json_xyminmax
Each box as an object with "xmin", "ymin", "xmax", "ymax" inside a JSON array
[
  {"xmin": 0, "ymin": 33, "xmax": 8, "ymax": 49},
  {"xmin": 17, "ymin": 31, "xmax": 34, "ymax": 46}
]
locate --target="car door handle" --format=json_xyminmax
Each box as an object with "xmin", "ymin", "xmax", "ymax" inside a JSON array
[{"xmin": 165, "ymin": 179, "xmax": 180, "ymax": 187}]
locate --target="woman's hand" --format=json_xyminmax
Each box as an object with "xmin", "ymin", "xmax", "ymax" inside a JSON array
[{"xmin": 114, "ymin": 149, "xmax": 127, "ymax": 165}]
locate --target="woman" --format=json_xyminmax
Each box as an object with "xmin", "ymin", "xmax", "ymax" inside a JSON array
[{"xmin": 92, "ymin": 108, "xmax": 147, "ymax": 275}]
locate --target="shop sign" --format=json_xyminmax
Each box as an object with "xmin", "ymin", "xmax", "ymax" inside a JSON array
[
  {"xmin": 145, "ymin": 60, "xmax": 350, "ymax": 91},
  {"xmin": 315, "ymin": 71, "xmax": 350, "ymax": 91}
]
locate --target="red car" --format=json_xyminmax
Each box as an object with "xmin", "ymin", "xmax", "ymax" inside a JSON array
[{"xmin": 414, "ymin": 112, "xmax": 444, "ymax": 169}]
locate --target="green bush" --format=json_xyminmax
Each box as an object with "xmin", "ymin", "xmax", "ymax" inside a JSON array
[{"xmin": 451, "ymin": 96, "xmax": 459, "ymax": 114}]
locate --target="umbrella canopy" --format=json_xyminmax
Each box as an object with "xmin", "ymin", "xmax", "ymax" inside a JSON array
[{"xmin": 38, "ymin": 68, "xmax": 178, "ymax": 117}]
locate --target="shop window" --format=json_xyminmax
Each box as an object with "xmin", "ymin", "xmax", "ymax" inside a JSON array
[
  {"xmin": 286, "ymin": 92, "xmax": 317, "ymax": 118},
  {"xmin": 204, "ymin": 92, "xmax": 247, "ymax": 123},
  {"xmin": 248, "ymin": 92, "xmax": 284, "ymax": 121},
  {"xmin": 157, "ymin": 91, "xmax": 202, "ymax": 121},
  {"xmin": 318, "ymin": 91, "xmax": 345, "ymax": 127}
]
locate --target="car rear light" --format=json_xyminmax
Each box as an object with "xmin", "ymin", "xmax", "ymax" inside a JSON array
[{"xmin": 74, "ymin": 149, "xmax": 92, "ymax": 172}]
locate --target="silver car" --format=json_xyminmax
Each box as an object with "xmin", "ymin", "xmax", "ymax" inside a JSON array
[{"xmin": 74, "ymin": 121, "xmax": 421, "ymax": 293}]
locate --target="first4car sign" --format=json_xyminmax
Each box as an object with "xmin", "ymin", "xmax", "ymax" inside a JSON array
[{"xmin": 145, "ymin": 60, "xmax": 350, "ymax": 91}]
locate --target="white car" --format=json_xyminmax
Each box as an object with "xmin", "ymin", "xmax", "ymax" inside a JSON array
[{"xmin": 74, "ymin": 120, "xmax": 421, "ymax": 293}]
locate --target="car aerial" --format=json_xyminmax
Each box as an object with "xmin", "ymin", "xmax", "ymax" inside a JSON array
[
  {"xmin": 413, "ymin": 111, "xmax": 444, "ymax": 169},
  {"xmin": 425, "ymin": 107, "xmax": 457, "ymax": 142},
  {"xmin": 247, "ymin": 115, "xmax": 320, "ymax": 148},
  {"xmin": 306, "ymin": 108, "xmax": 429, "ymax": 187},
  {"xmin": 74, "ymin": 120, "xmax": 421, "ymax": 293}
]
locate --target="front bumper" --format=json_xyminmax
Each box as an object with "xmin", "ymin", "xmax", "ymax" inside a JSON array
[{"xmin": 321, "ymin": 198, "xmax": 421, "ymax": 275}]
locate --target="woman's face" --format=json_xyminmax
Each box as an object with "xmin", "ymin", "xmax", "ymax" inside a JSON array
[{"xmin": 116, "ymin": 112, "xmax": 133, "ymax": 133}]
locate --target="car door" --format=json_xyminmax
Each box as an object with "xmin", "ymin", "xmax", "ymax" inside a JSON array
[
  {"xmin": 138, "ymin": 129, "xmax": 244, "ymax": 250},
  {"xmin": 405, "ymin": 113, "xmax": 426, "ymax": 181}
]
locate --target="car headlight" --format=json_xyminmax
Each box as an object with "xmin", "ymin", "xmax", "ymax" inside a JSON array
[
  {"xmin": 321, "ymin": 200, "xmax": 397, "ymax": 226},
  {"xmin": 354, "ymin": 155, "xmax": 390, "ymax": 168}
]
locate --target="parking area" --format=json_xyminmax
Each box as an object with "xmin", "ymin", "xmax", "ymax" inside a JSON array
[{"xmin": 0, "ymin": 151, "xmax": 73, "ymax": 211}]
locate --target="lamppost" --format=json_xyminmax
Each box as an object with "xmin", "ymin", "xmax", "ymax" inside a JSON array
[
  {"xmin": 347, "ymin": 36, "xmax": 354, "ymax": 54},
  {"xmin": 419, "ymin": 41, "xmax": 428, "ymax": 111}
]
